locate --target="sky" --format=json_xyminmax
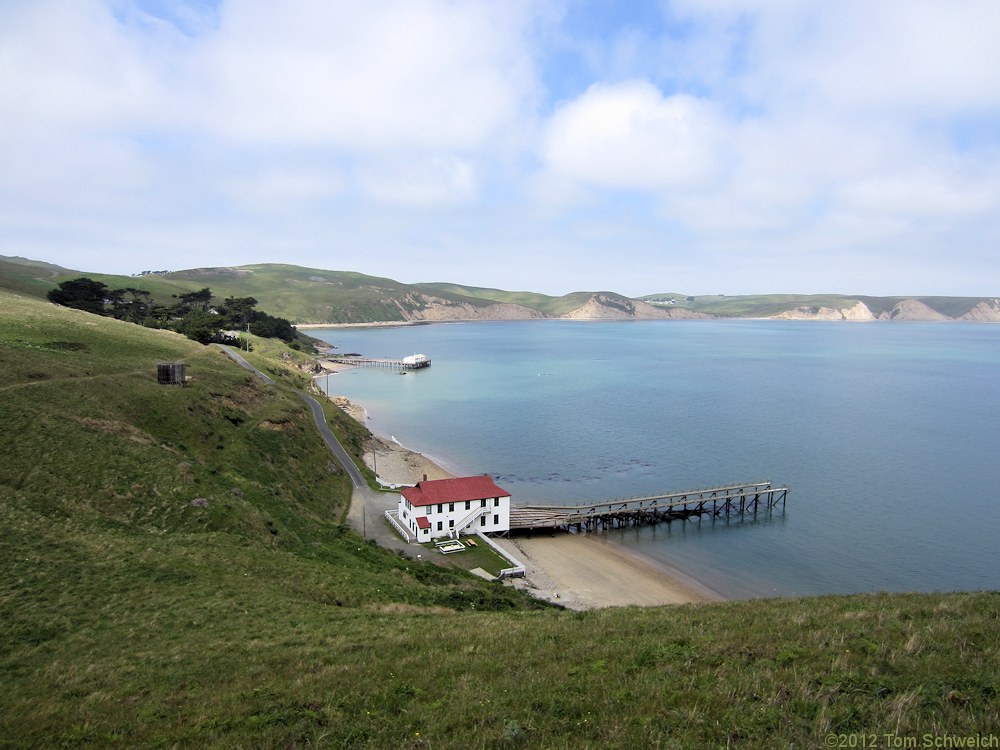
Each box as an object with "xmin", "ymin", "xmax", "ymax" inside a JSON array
[{"xmin": 2, "ymin": 0, "xmax": 999, "ymax": 296}]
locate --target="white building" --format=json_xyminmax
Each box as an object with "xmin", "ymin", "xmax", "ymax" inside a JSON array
[
  {"xmin": 397, "ymin": 475, "xmax": 511, "ymax": 543},
  {"xmin": 401, "ymin": 353, "xmax": 431, "ymax": 368}
]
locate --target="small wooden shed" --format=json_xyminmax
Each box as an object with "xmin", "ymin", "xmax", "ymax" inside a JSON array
[{"xmin": 157, "ymin": 362, "xmax": 187, "ymax": 385}]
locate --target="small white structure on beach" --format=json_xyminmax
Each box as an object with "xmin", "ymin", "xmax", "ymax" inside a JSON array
[{"xmin": 396, "ymin": 475, "xmax": 511, "ymax": 543}]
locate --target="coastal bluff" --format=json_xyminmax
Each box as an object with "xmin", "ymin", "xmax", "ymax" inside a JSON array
[{"xmin": 768, "ymin": 298, "xmax": 1000, "ymax": 321}]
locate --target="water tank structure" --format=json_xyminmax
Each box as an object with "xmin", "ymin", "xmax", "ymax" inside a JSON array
[{"xmin": 157, "ymin": 362, "xmax": 187, "ymax": 385}]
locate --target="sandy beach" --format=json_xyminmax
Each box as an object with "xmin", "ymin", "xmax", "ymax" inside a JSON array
[
  {"xmin": 318, "ymin": 385, "xmax": 456, "ymax": 486},
  {"xmin": 318, "ymin": 372, "xmax": 720, "ymax": 608},
  {"xmin": 495, "ymin": 532, "xmax": 719, "ymax": 609},
  {"xmin": 298, "ymin": 321, "xmax": 425, "ymax": 330}
]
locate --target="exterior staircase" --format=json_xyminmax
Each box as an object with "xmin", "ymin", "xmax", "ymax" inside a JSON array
[{"xmin": 451, "ymin": 506, "xmax": 488, "ymax": 538}]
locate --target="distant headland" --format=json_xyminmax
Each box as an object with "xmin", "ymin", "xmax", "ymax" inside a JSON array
[{"xmin": 2, "ymin": 254, "xmax": 998, "ymax": 324}]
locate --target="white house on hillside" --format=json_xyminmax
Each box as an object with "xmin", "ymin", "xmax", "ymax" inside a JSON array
[{"xmin": 396, "ymin": 475, "xmax": 511, "ymax": 543}]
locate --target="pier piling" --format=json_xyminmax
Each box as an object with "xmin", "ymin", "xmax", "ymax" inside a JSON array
[{"xmin": 508, "ymin": 481, "xmax": 788, "ymax": 533}]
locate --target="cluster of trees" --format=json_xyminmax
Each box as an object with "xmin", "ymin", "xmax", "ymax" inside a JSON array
[{"xmin": 47, "ymin": 278, "xmax": 298, "ymax": 347}]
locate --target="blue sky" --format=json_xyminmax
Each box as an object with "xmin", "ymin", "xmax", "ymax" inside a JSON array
[{"xmin": 2, "ymin": 0, "xmax": 999, "ymax": 296}]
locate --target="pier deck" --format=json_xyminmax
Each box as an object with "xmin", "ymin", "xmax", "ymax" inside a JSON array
[
  {"xmin": 327, "ymin": 355, "xmax": 431, "ymax": 370},
  {"xmin": 509, "ymin": 480, "xmax": 787, "ymax": 532}
]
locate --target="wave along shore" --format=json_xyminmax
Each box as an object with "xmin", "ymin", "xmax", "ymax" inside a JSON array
[{"xmin": 318, "ymin": 374, "xmax": 723, "ymax": 608}]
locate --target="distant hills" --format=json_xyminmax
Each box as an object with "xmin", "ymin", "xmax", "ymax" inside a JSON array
[
  {"xmin": 2, "ymin": 255, "xmax": 998, "ymax": 323},
  {"xmin": 637, "ymin": 292, "xmax": 1000, "ymax": 321}
]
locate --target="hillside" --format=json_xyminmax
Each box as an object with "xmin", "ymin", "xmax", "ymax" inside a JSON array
[
  {"xmin": 641, "ymin": 292, "xmax": 1000, "ymax": 321},
  {"xmin": 3, "ymin": 255, "xmax": 998, "ymax": 324},
  {"xmin": 1, "ymin": 258, "xmax": 662, "ymax": 324},
  {"xmin": 0, "ymin": 258, "xmax": 541, "ymax": 324},
  {"xmin": 1, "ymin": 287, "xmax": 998, "ymax": 747}
]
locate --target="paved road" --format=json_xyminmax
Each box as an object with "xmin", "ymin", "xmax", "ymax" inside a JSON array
[
  {"xmin": 294, "ymin": 389, "xmax": 366, "ymax": 488},
  {"xmin": 215, "ymin": 345, "xmax": 363, "ymax": 487},
  {"xmin": 215, "ymin": 344, "xmax": 274, "ymax": 384},
  {"xmin": 214, "ymin": 346, "xmax": 417, "ymax": 553}
]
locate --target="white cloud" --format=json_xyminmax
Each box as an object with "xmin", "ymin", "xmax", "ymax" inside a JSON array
[
  {"xmin": 223, "ymin": 166, "xmax": 344, "ymax": 210},
  {"xmin": 672, "ymin": 0, "xmax": 1000, "ymax": 115},
  {"xmin": 542, "ymin": 81, "xmax": 726, "ymax": 191},
  {"xmin": 191, "ymin": 0, "xmax": 540, "ymax": 150},
  {"xmin": 0, "ymin": 0, "xmax": 187, "ymax": 136},
  {"xmin": 1, "ymin": 0, "xmax": 999, "ymax": 295},
  {"xmin": 357, "ymin": 154, "xmax": 477, "ymax": 207},
  {"xmin": 836, "ymin": 164, "xmax": 998, "ymax": 221},
  {"xmin": 531, "ymin": 0, "xmax": 1000, "ymax": 294}
]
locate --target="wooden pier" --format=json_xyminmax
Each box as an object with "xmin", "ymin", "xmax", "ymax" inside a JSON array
[
  {"xmin": 327, "ymin": 353, "xmax": 431, "ymax": 371},
  {"xmin": 508, "ymin": 480, "xmax": 787, "ymax": 533}
]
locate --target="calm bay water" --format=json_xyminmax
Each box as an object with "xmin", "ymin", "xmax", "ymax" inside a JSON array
[{"xmin": 313, "ymin": 320, "xmax": 1000, "ymax": 599}]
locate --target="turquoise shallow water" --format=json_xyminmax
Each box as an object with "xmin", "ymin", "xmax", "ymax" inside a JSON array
[{"xmin": 313, "ymin": 320, "xmax": 1000, "ymax": 599}]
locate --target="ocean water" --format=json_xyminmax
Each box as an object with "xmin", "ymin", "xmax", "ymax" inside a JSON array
[{"xmin": 312, "ymin": 320, "xmax": 1000, "ymax": 599}]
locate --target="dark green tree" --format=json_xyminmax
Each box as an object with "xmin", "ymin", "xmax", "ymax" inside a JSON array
[
  {"xmin": 108, "ymin": 287, "xmax": 153, "ymax": 323},
  {"xmin": 219, "ymin": 296, "xmax": 258, "ymax": 329},
  {"xmin": 47, "ymin": 278, "xmax": 110, "ymax": 315},
  {"xmin": 176, "ymin": 309, "xmax": 220, "ymax": 344},
  {"xmin": 176, "ymin": 287, "xmax": 213, "ymax": 312},
  {"xmin": 249, "ymin": 312, "xmax": 296, "ymax": 342}
]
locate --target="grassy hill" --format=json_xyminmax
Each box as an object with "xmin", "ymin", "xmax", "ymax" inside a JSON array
[
  {"xmin": 414, "ymin": 282, "xmax": 597, "ymax": 317},
  {"xmin": 0, "ymin": 256, "xmax": 78, "ymax": 298},
  {"xmin": 3, "ymin": 255, "xmax": 995, "ymax": 324},
  {"xmin": 0, "ymin": 258, "xmax": 500, "ymax": 324},
  {"xmin": 2, "ymin": 288, "xmax": 998, "ymax": 747}
]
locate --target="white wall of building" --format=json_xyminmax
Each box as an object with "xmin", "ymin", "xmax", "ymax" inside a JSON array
[{"xmin": 397, "ymin": 494, "xmax": 510, "ymax": 541}]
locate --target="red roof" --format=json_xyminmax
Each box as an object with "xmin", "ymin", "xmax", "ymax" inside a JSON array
[
  {"xmin": 401, "ymin": 475, "xmax": 510, "ymax": 508},
  {"xmin": 415, "ymin": 516, "xmax": 430, "ymax": 529}
]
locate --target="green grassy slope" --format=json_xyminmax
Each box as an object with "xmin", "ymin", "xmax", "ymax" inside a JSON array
[
  {"xmin": 415, "ymin": 282, "xmax": 597, "ymax": 317},
  {"xmin": 4, "ymin": 255, "xmax": 994, "ymax": 323},
  {"xmin": 162, "ymin": 264, "xmax": 452, "ymax": 322},
  {"xmin": 0, "ymin": 258, "xmax": 496, "ymax": 324},
  {"xmin": 2, "ymin": 288, "xmax": 998, "ymax": 748},
  {"xmin": 0, "ymin": 256, "xmax": 77, "ymax": 298},
  {"xmin": 671, "ymin": 294, "xmax": 860, "ymax": 317}
]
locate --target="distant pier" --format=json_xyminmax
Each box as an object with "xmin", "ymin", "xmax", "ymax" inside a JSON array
[
  {"xmin": 327, "ymin": 353, "xmax": 431, "ymax": 371},
  {"xmin": 508, "ymin": 480, "xmax": 787, "ymax": 533}
]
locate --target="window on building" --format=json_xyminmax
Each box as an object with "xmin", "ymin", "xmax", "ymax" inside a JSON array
[
  {"xmin": 493, "ymin": 514, "xmax": 499, "ymax": 525},
  {"xmin": 479, "ymin": 516, "xmax": 486, "ymax": 526},
  {"xmin": 465, "ymin": 500, "xmax": 471, "ymax": 510},
  {"xmin": 449, "ymin": 503, "xmax": 454, "ymax": 512},
  {"xmin": 449, "ymin": 520, "xmax": 455, "ymax": 529},
  {"xmin": 494, "ymin": 498, "xmax": 500, "ymax": 507},
  {"xmin": 480, "ymin": 499, "xmax": 486, "ymax": 508},
  {"xmin": 437, "ymin": 521, "xmax": 442, "ymax": 531},
  {"xmin": 437, "ymin": 504, "xmax": 443, "ymax": 514}
]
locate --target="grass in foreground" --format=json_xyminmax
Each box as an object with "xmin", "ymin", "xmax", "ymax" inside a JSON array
[{"xmin": 1, "ymin": 289, "xmax": 997, "ymax": 748}]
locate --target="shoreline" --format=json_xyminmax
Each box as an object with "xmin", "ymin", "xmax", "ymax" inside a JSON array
[
  {"xmin": 316, "ymin": 373, "xmax": 724, "ymax": 608},
  {"xmin": 495, "ymin": 532, "xmax": 722, "ymax": 609},
  {"xmin": 314, "ymin": 376, "xmax": 460, "ymax": 486},
  {"xmin": 298, "ymin": 321, "xmax": 428, "ymax": 330}
]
